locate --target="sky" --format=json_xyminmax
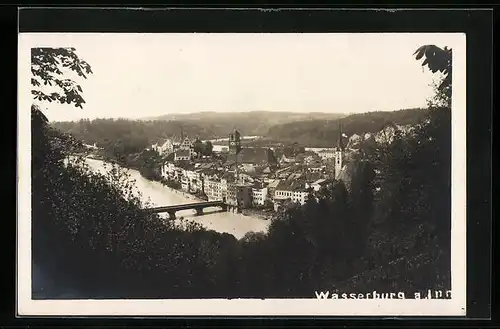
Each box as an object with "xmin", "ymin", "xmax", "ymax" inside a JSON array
[{"xmin": 20, "ymin": 33, "xmax": 464, "ymax": 122}]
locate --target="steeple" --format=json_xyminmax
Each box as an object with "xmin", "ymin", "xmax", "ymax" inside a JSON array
[{"xmin": 337, "ymin": 123, "xmax": 345, "ymax": 151}]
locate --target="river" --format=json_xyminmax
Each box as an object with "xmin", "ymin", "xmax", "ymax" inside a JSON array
[{"xmin": 83, "ymin": 158, "xmax": 270, "ymax": 239}]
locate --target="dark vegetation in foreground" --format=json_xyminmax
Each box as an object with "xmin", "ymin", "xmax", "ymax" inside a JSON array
[
  {"xmin": 32, "ymin": 106, "xmax": 451, "ymax": 299},
  {"xmin": 31, "ymin": 44, "xmax": 452, "ymax": 299}
]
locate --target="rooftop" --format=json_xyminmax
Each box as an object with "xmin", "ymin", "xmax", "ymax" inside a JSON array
[
  {"xmin": 275, "ymin": 180, "xmax": 307, "ymax": 192},
  {"xmin": 225, "ymin": 147, "xmax": 277, "ymax": 165},
  {"xmin": 267, "ymin": 179, "xmax": 281, "ymax": 189}
]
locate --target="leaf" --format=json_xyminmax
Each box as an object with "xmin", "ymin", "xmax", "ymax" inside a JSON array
[{"xmin": 414, "ymin": 47, "xmax": 426, "ymax": 61}]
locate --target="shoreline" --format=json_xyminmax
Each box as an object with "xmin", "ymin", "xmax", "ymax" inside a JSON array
[{"xmin": 84, "ymin": 156, "xmax": 271, "ymax": 223}]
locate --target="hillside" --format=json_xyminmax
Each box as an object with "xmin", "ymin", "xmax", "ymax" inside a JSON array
[
  {"xmin": 50, "ymin": 109, "xmax": 428, "ymax": 150},
  {"xmin": 51, "ymin": 118, "xmax": 211, "ymax": 152},
  {"xmin": 266, "ymin": 108, "xmax": 429, "ymax": 147},
  {"xmin": 139, "ymin": 111, "xmax": 347, "ymax": 137}
]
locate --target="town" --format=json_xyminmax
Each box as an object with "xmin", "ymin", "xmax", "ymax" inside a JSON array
[{"xmin": 146, "ymin": 125, "xmax": 374, "ymax": 218}]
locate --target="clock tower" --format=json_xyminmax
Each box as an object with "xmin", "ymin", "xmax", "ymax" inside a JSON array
[{"xmin": 229, "ymin": 129, "xmax": 242, "ymax": 155}]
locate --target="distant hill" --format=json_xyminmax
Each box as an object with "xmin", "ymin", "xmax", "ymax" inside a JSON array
[
  {"xmin": 50, "ymin": 109, "xmax": 429, "ymax": 151},
  {"xmin": 140, "ymin": 111, "xmax": 347, "ymax": 137},
  {"xmin": 266, "ymin": 108, "xmax": 430, "ymax": 147}
]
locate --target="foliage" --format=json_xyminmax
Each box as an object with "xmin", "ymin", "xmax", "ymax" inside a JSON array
[
  {"xmin": 414, "ymin": 45, "xmax": 452, "ymax": 109},
  {"xmin": 141, "ymin": 111, "xmax": 347, "ymax": 137},
  {"xmin": 31, "ymin": 47, "xmax": 93, "ymax": 123},
  {"xmin": 193, "ymin": 139, "xmax": 214, "ymax": 157},
  {"xmin": 282, "ymin": 142, "xmax": 306, "ymax": 157},
  {"xmin": 51, "ymin": 108, "xmax": 428, "ymax": 153},
  {"xmin": 267, "ymin": 108, "xmax": 429, "ymax": 147},
  {"xmin": 32, "ymin": 45, "xmax": 451, "ymax": 299}
]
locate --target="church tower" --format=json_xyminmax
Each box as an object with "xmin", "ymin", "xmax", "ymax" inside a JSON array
[
  {"xmin": 334, "ymin": 124, "xmax": 345, "ymax": 180},
  {"xmin": 229, "ymin": 129, "xmax": 242, "ymax": 183},
  {"xmin": 229, "ymin": 129, "xmax": 241, "ymax": 155}
]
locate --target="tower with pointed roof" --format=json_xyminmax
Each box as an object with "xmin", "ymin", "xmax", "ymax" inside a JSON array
[
  {"xmin": 334, "ymin": 124, "xmax": 345, "ymax": 180},
  {"xmin": 228, "ymin": 128, "xmax": 241, "ymax": 155},
  {"xmin": 229, "ymin": 129, "xmax": 242, "ymax": 185}
]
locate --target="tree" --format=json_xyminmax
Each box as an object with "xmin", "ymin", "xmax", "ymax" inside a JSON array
[
  {"xmin": 414, "ymin": 45, "xmax": 452, "ymax": 108},
  {"xmin": 193, "ymin": 138, "xmax": 204, "ymax": 158},
  {"xmin": 203, "ymin": 141, "xmax": 214, "ymax": 156},
  {"xmin": 31, "ymin": 47, "xmax": 93, "ymax": 123}
]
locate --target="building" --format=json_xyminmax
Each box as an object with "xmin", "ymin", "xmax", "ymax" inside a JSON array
[
  {"xmin": 317, "ymin": 149, "xmax": 337, "ymax": 160},
  {"xmin": 226, "ymin": 130, "xmax": 276, "ymax": 168},
  {"xmin": 174, "ymin": 149, "xmax": 191, "ymax": 162},
  {"xmin": 228, "ymin": 129, "xmax": 242, "ymax": 155},
  {"xmin": 306, "ymin": 178, "xmax": 334, "ymax": 192},
  {"xmin": 273, "ymin": 180, "xmax": 308, "ymax": 205},
  {"xmin": 226, "ymin": 147, "xmax": 277, "ymax": 168},
  {"xmin": 181, "ymin": 175, "xmax": 190, "ymax": 192},
  {"xmin": 226, "ymin": 183, "xmax": 253, "ymax": 209},
  {"xmin": 252, "ymin": 183, "xmax": 269, "ymax": 206},
  {"xmin": 179, "ymin": 136, "xmax": 194, "ymax": 151},
  {"xmin": 204, "ymin": 177, "xmax": 223, "ymax": 201},
  {"xmin": 267, "ymin": 179, "xmax": 281, "ymax": 197},
  {"xmin": 152, "ymin": 139, "xmax": 174, "ymax": 156},
  {"xmin": 292, "ymin": 189, "xmax": 309, "ymax": 205},
  {"xmin": 334, "ymin": 124, "xmax": 346, "ymax": 180},
  {"xmin": 161, "ymin": 162, "xmax": 178, "ymax": 179}
]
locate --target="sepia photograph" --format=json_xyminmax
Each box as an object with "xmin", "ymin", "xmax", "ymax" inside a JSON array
[{"xmin": 17, "ymin": 31, "xmax": 466, "ymax": 316}]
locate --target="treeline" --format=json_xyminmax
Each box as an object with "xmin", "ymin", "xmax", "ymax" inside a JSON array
[
  {"xmin": 267, "ymin": 108, "xmax": 429, "ymax": 147},
  {"xmin": 140, "ymin": 111, "xmax": 347, "ymax": 136},
  {"xmin": 32, "ymin": 103, "xmax": 450, "ymax": 299},
  {"xmin": 50, "ymin": 108, "xmax": 426, "ymax": 153},
  {"xmin": 51, "ymin": 118, "xmax": 217, "ymax": 150}
]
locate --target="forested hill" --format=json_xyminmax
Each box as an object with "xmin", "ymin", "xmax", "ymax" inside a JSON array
[
  {"xmin": 51, "ymin": 119, "xmax": 213, "ymax": 154},
  {"xmin": 139, "ymin": 111, "xmax": 347, "ymax": 136},
  {"xmin": 50, "ymin": 111, "xmax": 346, "ymax": 149},
  {"xmin": 50, "ymin": 108, "xmax": 427, "ymax": 150},
  {"xmin": 266, "ymin": 108, "xmax": 429, "ymax": 147}
]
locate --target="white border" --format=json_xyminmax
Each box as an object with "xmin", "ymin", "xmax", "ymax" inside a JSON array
[{"xmin": 17, "ymin": 33, "xmax": 467, "ymax": 317}]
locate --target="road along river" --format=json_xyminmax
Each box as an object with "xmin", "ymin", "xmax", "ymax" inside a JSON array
[{"xmin": 82, "ymin": 158, "xmax": 270, "ymax": 239}]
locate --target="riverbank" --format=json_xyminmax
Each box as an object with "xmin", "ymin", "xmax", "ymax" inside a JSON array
[{"xmin": 82, "ymin": 157, "xmax": 270, "ymax": 238}]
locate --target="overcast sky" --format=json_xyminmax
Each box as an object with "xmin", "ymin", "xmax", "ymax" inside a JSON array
[{"xmin": 21, "ymin": 33, "xmax": 463, "ymax": 122}]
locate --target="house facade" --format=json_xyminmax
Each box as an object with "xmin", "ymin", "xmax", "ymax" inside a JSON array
[
  {"xmin": 152, "ymin": 139, "xmax": 174, "ymax": 156},
  {"xmin": 174, "ymin": 149, "xmax": 191, "ymax": 162},
  {"xmin": 227, "ymin": 183, "xmax": 253, "ymax": 209},
  {"xmin": 252, "ymin": 185, "xmax": 268, "ymax": 206},
  {"xmin": 274, "ymin": 180, "xmax": 308, "ymax": 206},
  {"xmin": 317, "ymin": 149, "xmax": 336, "ymax": 160}
]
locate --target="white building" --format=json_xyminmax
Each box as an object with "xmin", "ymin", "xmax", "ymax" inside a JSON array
[
  {"xmin": 317, "ymin": 149, "xmax": 336, "ymax": 160},
  {"xmin": 181, "ymin": 176, "xmax": 190, "ymax": 191},
  {"xmin": 306, "ymin": 179, "xmax": 327, "ymax": 191},
  {"xmin": 161, "ymin": 162, "xmax": 178, "ymax": 179},
  {"xmin": 252, "ymin": 186, "xmax": 268, "ymax": 206},
  {"xmin": 274, "ymin": 181, "xmax": 308, "ymax": 206},
  {"xmin": 292, "ymin": 190, "xmax": 308, "ymax": 205},
  {"xmin": 180, "ymin": 137, "xmax": 194, "ymax": 150},
  {"xmin": 152, "ymin": 139, "xmax": 174, "ymax": 156}
]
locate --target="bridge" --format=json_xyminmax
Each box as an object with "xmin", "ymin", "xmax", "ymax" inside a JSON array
[{"xmin": 145, "ymin": 200, "xmax": 234, "ymax": 219}]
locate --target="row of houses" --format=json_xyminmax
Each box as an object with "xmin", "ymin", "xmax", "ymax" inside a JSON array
[
  {"xmin": 151, "ymin": 136, "xmax": 198, "ymax": 161},
  {"xmin": 161, "ymin": 160, "xmax": 336, "ymax": 212}
]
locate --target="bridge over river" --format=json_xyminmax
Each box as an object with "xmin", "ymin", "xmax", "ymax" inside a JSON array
[
  {"xmin": 145, "ymin": 200, "xmax": 240, "ymax": 219},
  {"xmin": 83, "ymin": 157, "xmax": 269, "ymax": 239}
]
